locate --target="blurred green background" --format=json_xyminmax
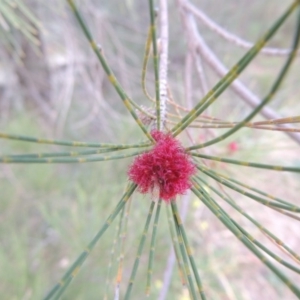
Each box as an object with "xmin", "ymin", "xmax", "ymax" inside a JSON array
[{"xmin": 0, "ymin": 0, "xmax": 299, "ymax": 299}]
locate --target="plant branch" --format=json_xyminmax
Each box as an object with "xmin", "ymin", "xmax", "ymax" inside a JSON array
[
  {"xmin": 178, "ymin": 0, "xmax": 300, "ymax": 144},
  {"xmin": 159, "ymin": 0, "xmax": 169, "ymax": 129},
  {"xmin": 184, "ymin": 1, "xmax": 299, "ymax": 56}
]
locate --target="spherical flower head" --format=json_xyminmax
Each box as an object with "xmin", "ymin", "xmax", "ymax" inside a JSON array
[{"xmin": 128, "ymin": 130, "xmax": 196, "ymax": 202}]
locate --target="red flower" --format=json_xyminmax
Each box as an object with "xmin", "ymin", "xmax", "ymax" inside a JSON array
[
  {"xmin": 228, "ymin": 141, "xmax": 239, "ymax": 153},
  {"xmin": 128, "ymin": 130, "xmax": 196, "ymax": 202}
]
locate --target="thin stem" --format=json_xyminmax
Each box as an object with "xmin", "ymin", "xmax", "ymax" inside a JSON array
[
  {"xmin": 184, "ymin": 1, "xmax": 298, "ymax": 56},
  {"xmin": 195, "ymin": 179, "xmax": 300, "ymax": 273},
  {"xmin": 67, "ymin": 0, "xmax": 154, "ymax": 142},
  {"xmin": 180, "ymin": 5, "xmax": 300, "ymax": 144},
  {"xmin": 196, "ymin": 164, "xmax": 300, "ymax": 212},
  {"xmin": 172, "ymin": 1, "xmax": 299, "ymax": 136},
  {"xmin": 142, "ymin": 26, "xmax": 155, "ymax": 102},
  {"xmin": 171, "ymin": 201, "xmax": 206, "ymax": 300},
  {"xmin": 43, "ymin": 183, "xmax": 137, "ymax": 300},
  {"xmin": 124, "ymin": 201, "xmax": 156, "ymax": 300},
  {"xmin": 196, "ymin": 176, "xmax": 300, "ymax": 266},
  {"xmin": 115, "ymin": 196, "xmax": 133, "ymax": 297},
  {"xmin": 204, "ymin": 168, "xmax": 297, "ymax": 209},
  {"xmin": 148, "ymin": 0, "xmax": 161, "ymax": 130},
  {"xmin": 191, "ymin": 183, "xmax": 300, "ymax": 299},
  {"xmin": 0, "ymin": 131, "xmax": 150, "ymax": 148},
  {"xmin": 190, "ymin": 152, "xmax": 300, "ymax": 173},
  {"xmin": 0, "ymin": 149, "xmax": 145, "ymax": 164},
  {"xmin": 171, "ymin": 202, "xmax": 197, "ymax": 300},
  {"xmin": 1, "ymin": 146, "xmax": 148, "ymax": 160},
  {"xmin": 146, "ymin": 199, "xmax": 162, "ymax": 296},
  {"xmin": 187, "ymin": 5, "xmax": 300, "ymax": 150},
  {"xmin": 166, "ymin": 203, "xmax": 187, "ymax": 287},
  {"xmin": 104, "ymin": 206, "xmax": 125, "ymax": 300},
  {"xmin": 158, "ymin": 0, "xmax": 169, "ymax": 129},
  {"xmin": 232, "ymin": 221, "xmax": 300, "ymax": 274}
]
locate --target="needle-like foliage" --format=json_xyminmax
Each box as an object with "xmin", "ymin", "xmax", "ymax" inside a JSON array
[{"xmin": 1, "ymin": 1, "xmax": 300, "ymax": 299}]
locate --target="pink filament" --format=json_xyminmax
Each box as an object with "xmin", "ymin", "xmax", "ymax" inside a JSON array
[{"xmin": 128, "ymin": 130, "xmax": 196, "ymax": 202}]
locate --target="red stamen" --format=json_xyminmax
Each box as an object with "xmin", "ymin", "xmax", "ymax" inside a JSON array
[{"xmin": 128, "ymin": 130, "xmax": 196, "ymax": 202}]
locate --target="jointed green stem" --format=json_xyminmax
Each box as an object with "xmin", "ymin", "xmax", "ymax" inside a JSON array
[
  {"xmin": 196, "ymin": 176, "xmax": 300, "ymax": 268},
  {"xmin": 195, "ymin": 179, "xmax": 300, "ymax": 276},
  {"xmin": 202, "ymin": 166, "xmax": 300, "ymax": 211},
  {"xmin": 10, "ymin": 1, "xmax": 300, "ymax": 299},
  {"xmin": 124, "ymin": 201, "xmax": 156, "ymax": 300},
  {"xmin": 148, "ymin": 0, "xmax": 161, "ymax": 130},
  {"xmin": 146, "ymin": 199, "xmax": 162, "ymax": 296},
  {"xmin": 232, "ymin": 221, "xmax": 300, "ymax": 274},
  {"xmin": 171, "ymin": 202, "xmax": 197, "ymax": 300},
  {"xmin": 52, "ymin": 277, "xmax": 72, "ymax": 300},
  {"xmin": 191, "ymin": 183, "xmax": 300, "ymax": 299},
  {"xmin": 115, "ymin": 196, "xmax": 133, "ymax": 296},
  {"xmin": 196, "ymin": 164, "xmax": 300, "ymax": 212},
  {"xmin": 0, "ymin": 146, "xmax": 149, "ymax": 161},
  {"xmin": 172, "ymin": 1, "xmax": 299, "ymax": 137},
  {"xmin": 44, "ymin": 183, "xmax": 137, "ymax": 300},
  {"xmin": 187, "ymin": 5, "xmax": 300, "ymax": 150},
  {"xmin": 205, "ymin": 168, "xmax": 298, "ymax": 209},
  {"xmin": 190, "ymin": 152, "xmax": 300, "ymax": 173},
  {"xmin": 104, "ymin": 206, "xmax": 126, "ymax": 300},
  {"xmin": 195, "ymin": 181, "xmax": 300, "ymax": 281},
  {"xmin": 254, "ymin": 116, "xmax": 300, "ymax": 125},
  {"xmin": 187, "ymin": 123, "xmax": 300, "ymax": 133},
  {"xmin": 0, "ymin": 149, "xmax": 145, "ymax": 164},
  {"xmin": 189, "ymin": 115, "xmax": 300, "ymax": 126},
  {"xmin": 0, "ymin": 131, "xmax": 150, "ymax": 148},
  {"xmin": 67, "ymin": 0, "xmax": 154, "ymax": 142},
  {"xmin": 171, "ymin": 201, "xmax": 206, "ymax": 300},
  {"xmin": 166, "ymin": 204, "xmax": 187, "ymax": 287},
  {"xmin": 142, "ymin": 25, "xmax": 155, "ymax": 103},
  {"xmin": 127, "ymin": 97, "xmax": 156, "ymax": 121}
]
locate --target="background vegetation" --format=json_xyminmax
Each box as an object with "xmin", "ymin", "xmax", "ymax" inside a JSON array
[{"xmin": 0, "ymin": 0, "xmax": 299, "ymax": 299}]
